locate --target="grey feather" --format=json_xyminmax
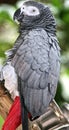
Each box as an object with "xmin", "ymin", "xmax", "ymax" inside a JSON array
[
  {"xmin": 23, "ymin": 86, "xmax": 43, "ymax": 118},
  {"xmin": 11, "ymin": 28, "xmax": 60, "ymax": 117},
  {"xmin": 39, "ymin": 72, "xmax": 48, "ymax": 89}
]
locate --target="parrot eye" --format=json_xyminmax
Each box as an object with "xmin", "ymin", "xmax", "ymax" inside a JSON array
[
  {"xmin": 26, "ymin": 6, "xmax": 40, "ymax": 16},
  {"xmin": 32, "ymin": 9, "xmax": 36, "ymax": 12}
]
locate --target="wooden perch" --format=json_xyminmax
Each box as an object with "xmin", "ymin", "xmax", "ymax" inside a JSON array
[
  {"xmin": 0, "ymin": 80, "xmax": 13, "ymax": 120},
  {"xmin": 0, "ymin": 80, "xmax": 69, "ymax": 130}
]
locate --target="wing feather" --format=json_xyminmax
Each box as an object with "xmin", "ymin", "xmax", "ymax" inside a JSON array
[{"xmin": 11, "ymin": 28, "xmax": 60, "ymax": 116}]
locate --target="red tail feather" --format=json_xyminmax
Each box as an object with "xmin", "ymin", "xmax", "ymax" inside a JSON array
[{"xmin": 2, "ymin": 96, "xmax": 32, "ymax": 130}]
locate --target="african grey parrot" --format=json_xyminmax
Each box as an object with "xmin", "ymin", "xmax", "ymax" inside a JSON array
[{"xmin": 6, "ymin": 1, "xmax": 60, "ymax": 130}]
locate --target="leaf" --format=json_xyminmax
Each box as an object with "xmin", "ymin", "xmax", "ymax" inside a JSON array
[{"xmin": 51, "ymin": 0, "xmax": 62, "ymax": 8}]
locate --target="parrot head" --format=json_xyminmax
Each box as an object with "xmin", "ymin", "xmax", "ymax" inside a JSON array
[
  {"xmin": 13, "ymin": 1, "xmax": 44, "ymax": 21},
  {"xmin": 13, "ymin": 0, "xmax": 56, "ymax": 33}
]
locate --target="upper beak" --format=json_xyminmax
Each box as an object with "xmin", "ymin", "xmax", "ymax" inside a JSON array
[{"xmin": 13, "ymin": 8, "xmax": 23, "ymax": 22}]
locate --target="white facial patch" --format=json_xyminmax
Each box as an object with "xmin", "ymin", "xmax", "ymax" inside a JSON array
[{"xmin": 21, "ymin": 5, "xmax": 40, "ymax": 16}]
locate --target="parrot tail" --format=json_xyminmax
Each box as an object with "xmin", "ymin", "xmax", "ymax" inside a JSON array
[
  {"xmin": 21, "ymin": 94, "xmax": 28, "ymax": 130},
  {"xmin": 22, "ymin": 105, "xmax": 28, "ymax": 130},
  {"xmin": 18, "ymin": 76, "xmax": 28, "ymax": 130}
]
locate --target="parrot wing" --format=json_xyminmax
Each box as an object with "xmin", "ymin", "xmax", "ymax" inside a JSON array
[{"xmin": 11, "ymin": 28, "xmax": 60, "ymax": 117}]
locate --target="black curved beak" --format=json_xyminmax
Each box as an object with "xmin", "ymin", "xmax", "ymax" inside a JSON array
[{"xmin": 13, "ymin": 8, "xmax": 23, "ymax": 22}]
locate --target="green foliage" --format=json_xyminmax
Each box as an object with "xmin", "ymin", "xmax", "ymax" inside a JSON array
[
  {"xmin": 0, "ymin": 116, "xmax": 4, "ymax": 129},
  {"xmin": 0, "ymin": 11, "xmax": 11, "ymax": 23},
  {"xmin": 51, "ymin": 0, "xmax": 63, "ymax": 8}
]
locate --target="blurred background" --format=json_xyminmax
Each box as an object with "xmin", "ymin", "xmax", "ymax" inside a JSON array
[{"xmin": 0, "ymin": 0, "xmax": 69, "ymax": 129}]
